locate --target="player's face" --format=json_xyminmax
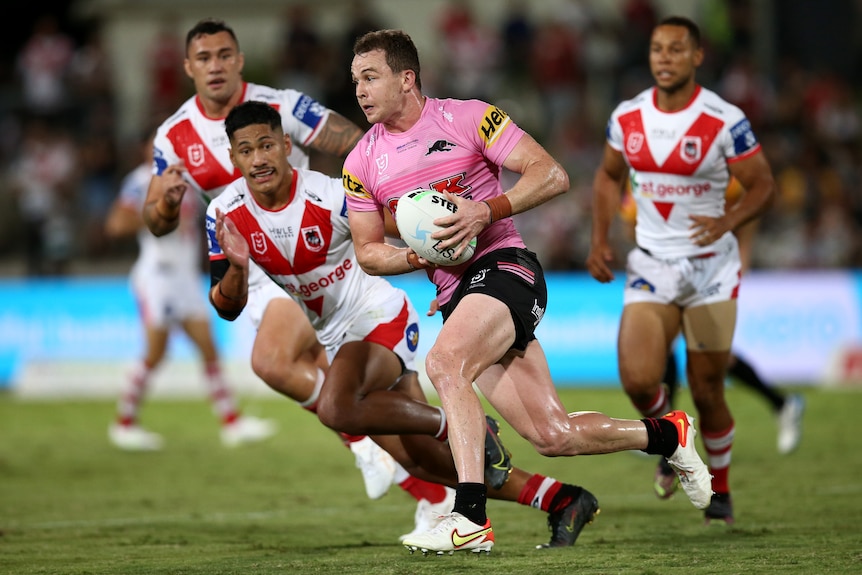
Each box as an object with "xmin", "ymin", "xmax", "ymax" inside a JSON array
[
  {"xmin": 229, "ymin": 124, "xmax": 293, "ymax": 202},
  {"xmin": 649, "ymin": 25, "xmax": 703, "ymax": 94},
  {"xmin": 184, "ymin": 31, "xmax": 245, "ymax": 105},
  {"xmin": 351, "ymin": 49, "xmax": 407, "ymax": 127}
]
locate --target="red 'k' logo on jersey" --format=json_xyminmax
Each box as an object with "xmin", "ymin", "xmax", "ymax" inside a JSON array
[{"xmin": 429, "ymin": 173, "xmax": 470, "ymax": 196}]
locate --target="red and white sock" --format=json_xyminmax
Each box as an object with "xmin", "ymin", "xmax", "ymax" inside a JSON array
[
  {"xmin": 702, "ymin": 422, "xmax": 735, "ymax": 494},
  {"xmin": 203, "ymin": 361, "xmax": 239, "ymax": 425},
  {"xmin": 116, "ymin": 360, "xmax": 153, "ymax": 426},
  {"xmin": 633, "ymin": 385, "xmax": 671, "ymax": 418}
]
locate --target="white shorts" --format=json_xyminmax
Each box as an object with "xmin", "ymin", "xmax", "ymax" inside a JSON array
[
  {"xmin": 623, "ymin": 239, "xmax": 741, "ymax": 308},
  {"xmin": 320, "ymin": 286, "xmax": 419, "ymax": 372},
  {"xmin": 244, "ymin": 278, "xmax": 294, "ymax": 330},
  {"xmin": 131, "ymin": 262, "xmax": 209, "ymax": 329}
]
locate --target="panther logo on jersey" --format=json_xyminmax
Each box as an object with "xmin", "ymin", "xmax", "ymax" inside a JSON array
[{"xmin": 302, "ymin": 225, "xmax": 324, "ymax": 252}]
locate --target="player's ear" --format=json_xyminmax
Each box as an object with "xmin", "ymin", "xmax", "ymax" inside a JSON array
[
  {"xmin": 228, "ymin": 146, "xmax": 237, "ymax": 168},
  {"xmin": 283, "ymin": 133, "xmax": 293, "ymax": 156},
  {"xmin": 237, "ymin": 51, "xmax": 245, "ymax": 73},
  {"xmin": 183, "ymin": 58, "xmax": 193, "ymax": 79}
]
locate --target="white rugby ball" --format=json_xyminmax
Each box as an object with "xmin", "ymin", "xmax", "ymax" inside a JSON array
[{"xmin": 395, "ymin": 189, "xmax": 477, "ymax": 267}]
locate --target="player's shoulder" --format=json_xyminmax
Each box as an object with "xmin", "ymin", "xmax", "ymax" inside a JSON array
[
  {"xmin": 295, "ymin": 167, "xmax": 344, "ymax": 203},
  {"xmin": 611, "ymin": 87, "xmax": 654, "ymax": 118},
  {"xmin": 210, "ymin": 179, "xmax": 247, "ymax": 212},
  {"xmin": 159, "ymin": 95, "xmax": 198, "ymax": 130},
  {"xmin": 244, "ymin": 82, "xmax": 287, "ymax": 103},
  {"xmin": 695, "ymin": 86, "xmax": 748, "ymax": 119}
]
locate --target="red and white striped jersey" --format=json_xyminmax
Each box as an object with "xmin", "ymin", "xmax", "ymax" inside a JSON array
[
  {"xmin": 152, "ymin": 81, "xmax": 329, "ymax": 290},
  {"xmin": 206, "ymin": 167, "xmax": 398, "ymax": 339},
  {"xmin": 606, "ymin": 85, "xmax": 761, "ymax": 258}
]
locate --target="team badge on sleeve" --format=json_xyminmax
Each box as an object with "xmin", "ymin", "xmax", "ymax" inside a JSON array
[
  {"xmin": 342, "ymin": 170, "xmax": 371, "ymax": 199},
  {"xmin": 729, "ymin": 119, "xmax": 758, "ymax": 156},
  {"xmin": 205, "ymin": 214, "xmax": 222, "ymax": 254},
  {"xmin": 292, "ymin": 95, "xmax": 326, "ymax": 130}
]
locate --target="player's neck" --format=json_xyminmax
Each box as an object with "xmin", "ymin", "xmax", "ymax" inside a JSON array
[
  {"xmin": 384, "ymin": 93, "xmax": 426, "ymax": 134},
  {"xmin": 655, "ymin": 82, "xmax": 698, "ymax": 113},
  {"xmin": 197, "ymin": 88, "xmax": 244, "ymax": 120}
]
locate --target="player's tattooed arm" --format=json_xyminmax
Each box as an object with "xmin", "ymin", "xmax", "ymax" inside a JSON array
[{"xmin": 311, "ymin": 112, "xmax": 365, "ymax": 158}]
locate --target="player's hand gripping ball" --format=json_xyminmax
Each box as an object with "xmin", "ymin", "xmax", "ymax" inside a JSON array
[{"xmin": 395, "ymin": 189, "xmax": 476, "ymax": 266}]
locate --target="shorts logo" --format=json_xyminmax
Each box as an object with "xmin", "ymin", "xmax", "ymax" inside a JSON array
[
  {"xmin": 301, "ymin": 225, "xmax": 324, "ymax": 252},
  {"xmin": 187, "ymin": 143, "xmax": 206, "ymax": 167},
  {"xmin": 405, "ymin": 322, "xmax": 419, "ymax": 352},
  {"xmin": 251, "ymin": 231, "xmax": 267, "ymax": 255},
  {"xmin": 531, "ymin": 299, "xmax": 545, "ymax": 326},
  {"xmin": 470, "ymin": 269, "xmax": 488, "ymax": 285},
  {"xmin": 629, "ymin": 277, "xmax": 655, "ymax": 292}
]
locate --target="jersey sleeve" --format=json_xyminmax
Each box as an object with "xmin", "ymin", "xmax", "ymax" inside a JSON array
[
  {"xmin": 204, "ymin": 200, "xmax": 225, "ymax": 262},
  {"xmin": 722, "ymin": 106, "xmax": 761, "ymax": 163},
  {"xmin": 452, "ymin": 99, "xmax": 525, "ymax": 167},
  {"xmin": 117, "ymin": 165, "xmax": 148, "ymax": 210},
  {"xmin": 151, "ymin": 123, "xmax": 178, "ymax": 177},
  {"xmin": 605, "ymin": 107, "xmax": 625, "ymax": 152},
  {"xmin": 275, "ymin": 87, "xmax": 330, "ymax": 147},
  {"xmin": 343, "ymin": 142, "xmax": 378, "ymax": 213}
]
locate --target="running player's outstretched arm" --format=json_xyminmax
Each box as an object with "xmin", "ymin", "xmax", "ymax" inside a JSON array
[
  {"xmin": 143, "ymin": 164, "xmax": 188, "ymax": 236},
  {"xmin": 349, "ymin": 208, "xmax": 418, "ymax": 276},
  {"xmin": 500, "ymin": 133, "xmax": 570, "ymax": 214},
  {"xmin": 586, "ymin": 143, "xmax": 628, "ymax": 283}
]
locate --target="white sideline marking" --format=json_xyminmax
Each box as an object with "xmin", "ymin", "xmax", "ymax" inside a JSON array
[{"xmin": 7, "ymin": 503, "xmax": 409, "ymax": 531}]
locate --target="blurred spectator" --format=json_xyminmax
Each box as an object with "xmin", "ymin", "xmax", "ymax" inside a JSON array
[
  {"xmin": 15, "ymin": 14, "xmax": 75, "ymax": 120},
  {"xmin": 8, "ymin": 115, "xmax": 79, "ymax": 276},
  {"xmin": 436, "ymin": 1, "xmax": 501, "ymax": 100},
  {"xmin": 147, "ymin": 20, "xmax": 186, "ymax": 120},
  {"xmin": 277, "ymin": 3, "xmax": 326, "ymax": 100},
  {"xmin": 499, "ymin": 0, "xmax": 534, "ymax": 84}
]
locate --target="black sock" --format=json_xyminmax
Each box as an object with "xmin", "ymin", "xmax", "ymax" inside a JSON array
[
  {"xmin": 453, "ymin": 482, "xmax": 487, "ymax": 525},
  {"xmin": 663, "ymin": 353, "xmax": 680, "ymax": 409},
  {"xmin": 641, "ymin": 417, "xmax": 679, "ymax": 458},
  {"xmin": 729, "ymin": 355, "xmax": 784, "ymax": 411}
]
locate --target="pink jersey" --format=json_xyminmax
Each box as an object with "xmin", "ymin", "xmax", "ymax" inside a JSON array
[
  {"xmin": 153, "ymin": 82, "xmax": 329, "ymax": 291},
  {"xmin": 607, "ymin": 85, "xmax": 760, "ymax": 259},
  {"xmin": 206, "ymin": 168, "xmax": 414, "ymax": 350},
  {"xmin": 343, "ymin": 97, "xmax": 526, "ymax": 304}
]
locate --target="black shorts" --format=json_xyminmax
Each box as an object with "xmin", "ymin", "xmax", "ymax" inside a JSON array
[{"xmin": 439, "ymin": 247, "xmax": 547, "ymax": 352}]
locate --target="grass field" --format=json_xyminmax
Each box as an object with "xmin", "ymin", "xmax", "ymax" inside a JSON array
[{"xmin": 2, "ymin": 385, "xmax": 861, "ymax": 575}]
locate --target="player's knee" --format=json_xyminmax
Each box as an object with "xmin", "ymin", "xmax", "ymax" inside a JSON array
[{"xmin": 527, "ymin": 421, "xmax": 571, "ymax": 457}]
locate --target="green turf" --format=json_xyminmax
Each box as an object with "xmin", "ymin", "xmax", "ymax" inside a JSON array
[{"xmin": 1, "ymin": 386, "xmax": 860, "ymax": 575}]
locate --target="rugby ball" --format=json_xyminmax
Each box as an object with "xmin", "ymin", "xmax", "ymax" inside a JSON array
[{"xmin": 395, "ymin": 189, "xmax": 477, "ymax": 266}]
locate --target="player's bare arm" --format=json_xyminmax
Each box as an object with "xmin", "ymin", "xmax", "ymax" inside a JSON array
[
  {"xmin": 586, "ymin": 144, "xmax": 628, "ymax": 283},
  {"xmin": 208, "ymin": 208, "xmax": 249, "ymax": 320},
  {"xmin": 142, "ymin": 163, "xmax": 189, "ymax": 237},
  {"xmin": 310, "ymin": 112, "xmax": 365, "ymax": 158},
  {"xmin": 689, "ymin": 151, "xmax": 775, "ymax": 247},
  {"xmin": 349, "ymin": 209, "xmax": 422, "ymax": 276},
  {"xmin": 430, "ymin": 134, "xmax": 568, "ymax": 253}
]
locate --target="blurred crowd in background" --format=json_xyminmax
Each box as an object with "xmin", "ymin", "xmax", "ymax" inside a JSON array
[{"xmin": 1, "ymin": 0, "xmax": 861, "ymax": 277}]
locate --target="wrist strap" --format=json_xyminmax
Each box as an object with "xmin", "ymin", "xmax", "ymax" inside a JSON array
[{"xmin": 483, "ymin": 194, "xmax": 512, "ymax": 224}]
